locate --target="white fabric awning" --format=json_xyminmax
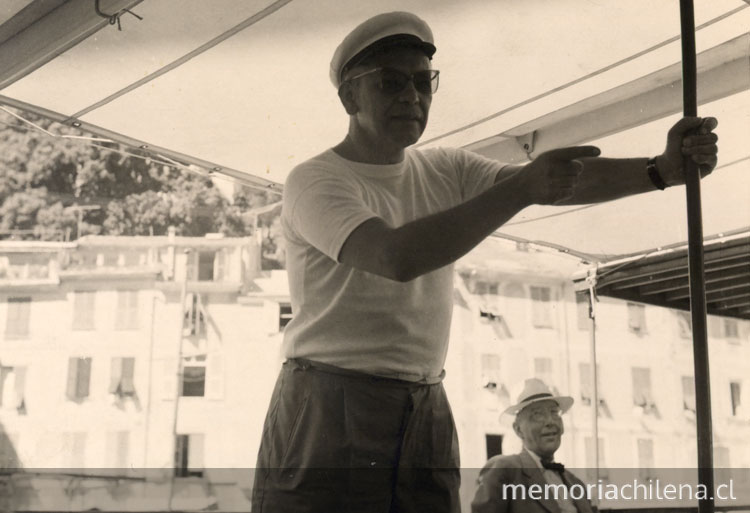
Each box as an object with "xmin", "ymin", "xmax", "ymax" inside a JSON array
[{"xmin": 0, "ymin": 0, "xmax": 748, "ymax": 255}]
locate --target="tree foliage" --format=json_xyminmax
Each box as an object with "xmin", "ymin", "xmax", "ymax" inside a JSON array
[{"xmin": 0, "ymin": 108, "xmax": 285, "ymax": 267}]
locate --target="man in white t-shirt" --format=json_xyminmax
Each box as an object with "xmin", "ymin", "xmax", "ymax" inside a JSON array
[{"xmin": 251, "ymin": 11, "xmax": 718, "ymax": 513}]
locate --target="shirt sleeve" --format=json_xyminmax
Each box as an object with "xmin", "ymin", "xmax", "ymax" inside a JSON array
[
  {"xmin": 283, "ymin": 165, "xmax": 378, "ymax": 262},
  {"xmin": 450, "ymin": 147, "xmax": 508, "ymax": 201}
]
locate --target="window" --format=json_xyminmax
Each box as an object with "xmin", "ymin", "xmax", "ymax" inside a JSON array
[
  {"xmin": 504, "ymin": 282, "xmax": 525, "ymax": 299},
  {"xmin": 163, "ymin": 353, "xmax": 222, "ymax": 400},
  {"xmin": 676, "ymin": 311, "xmax": 692, "ymax": 339},
  {"xmin": 485, "ymin": 434, "xmax": 503, "ymax": 459},
  {"xmin": 115, "ymin": 291, "xmax": 139, "ymax": 330},
  {"xmin": 708, "ymin": 317, "xmax": 724, "ymax": 338},
  {"xmin": 637, "ymin": 439, "xmax": 655, "ymax": 480},
  {"xmin": 63, "ymin": 432, "xmax": 87, "ymax": 468},
  {"xmin": 183, "ymin": 293, "xmax": 206, "ymax": 337},
  {"xmin": 4, "ymin": 297, "xmax": 30, "ymax": 339},
  {"xmin": 632, "ymin": 367, "xmax": 658, "ymax": 415},
  {"xmin": 479, "ymin": 310, "xmax": 512, "ymax": 339},
  {"xmin": 0, "ymin": 366, "xmax": 26, "ymax": 413},
  {"xmin": 534, "ymin": 358, "xmax": 554, "ymax": 388},
  {"xmin": 682, "ymin": 376, "xmax": 696, "ymax": 413},
  {"xmin": 575, "ymin": 291, "xmax": 590, "ymax": 331},
  {"xmin": 470, "ymin": 280, "xmax": 499, "ymax": 295},
  {"xmin": 714, "ymin": 446, "xmax": 730, "ymax": 468},
  {"xmin": 480, "ymin": 354, "xmax": 501, "ymax": 389},
  {"xmin": 66, "ymin": 357, "xmax": 92, "ymax": 400},
  {"xmin": 193, "ymin": 250, "xmax": 225, "ymax": 282},
  {"xmin": 175, "ymin": 434, "xmax": 204, "ymax": 477},
  {"xmin": 708, "ymin": 316, "xmax": 740, "ymax": 342},
  {"xmin": 106, "ymin": 431, "xmax": 130, "ymax": 469},
  {"xmin": 730, "ymin": 381, "xmax": 742, "ymax": 417},
  {"xmin": 72, "ymin": 291, "xmax": 96, "ymax": 330},
  {"xmin": 530, "ymin": 286, "xmax": 553, "ymax": 328},
  {"xmin": 279, "ymin": 302, "xmax": 293, "ymax": 331},
  {"xmin": 0, "ymin": 432, "xmax": 19, "ymax": 469},
  {"xmin": 584, "ymin": 437, "xmax": 608, "ymax": 480},
  {"xmin": 627, "ymin": 302, "xmax": 646, "ymax": 334},
  {"xmin": 724, "ymin": 319, "xmax": 739, "ymax": 341},
  {"xmin": 109, "ymin": 357, "xmax": 136, "ymax": 397},
  {"xmin": 579, "ymin": 362, "xmax": 611, "ymax": 417},
  {"xmin": 181, "ymin": 355, "xmax": 206, "ymax": 397}
]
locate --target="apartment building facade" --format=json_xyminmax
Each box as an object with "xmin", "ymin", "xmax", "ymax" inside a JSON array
[
  {"xmin": 1, "ymin": 234, "xmax": 748, "ymax": 509},
  {"xmin": 0, "ymin": 233, "xmax": 285, "ymax": 510},
  {"xmin": 445, "ymin": 237, "xmax": 750, "ymax": 508}
]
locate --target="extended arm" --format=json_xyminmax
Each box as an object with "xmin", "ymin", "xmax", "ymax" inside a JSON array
[
  {"xmin": 339, "ymin": 169, "xmax": 534, "ymax": 282},
  {"xmin": 339, "ymin": 146, "xmax": 597, "ymax": 282},
  {"xmin": 339, "ymin": 117, "xmax": 718, "ymax": 281},
  {"xmin": 502, "ymin": 116, "xmax": 719, "ymax": 205}
]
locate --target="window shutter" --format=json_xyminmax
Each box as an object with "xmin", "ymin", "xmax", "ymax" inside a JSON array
[
  {"xmin": 632, "ymin": 367, "xmax": 652, "ymax": 407},
  {"xmin": 206, "ymin": 354, "xmax": 224, "ymax": 400},
  {"xmin": 117, "ymin": 431, "xmax": 130, "ymax": 468},
  {"xmin": 5, "ymin": 297, "xmax": 31, "ymax": 338},
  {"xmin": 174, "ymin": 434, "xmax": 188, "ymax": 475},
  {"xmin": 196, "ymin": 294, "xmax": 207, "ymax": 337},
  {"xmin": 14, "ymin": 366, "xmax": 26, "ymax": 411},
  {"xmin": 579, "ymin": 363, "xmax": 592, "ymax": 404},
  {"xmin": 682, "ymin": 376, "xmax": 696, "ymax": 412},
  {"xmin": 66, "ymin": 358, "xmax": 79, "ymax": 400},
  {"xmin": 107, "ymin": 431, "xmax": 130, "ymax": 468},
  {"xmin": 121, "ymin": 358, "xmax": 136, "ymax": 395},
  {"xmin": 109, "ymin": 357, "xmax": 123, "ymax": 394},
  {"xmin": 73, "ymin": 292, "xmax": 96, "ymax": 331},
  {"xmin": 530, "ymin": 286, "xmax": 553, "ymax": 328},
  {"xmin": 77, "ymin": 358, "xmax": 92, "ymax": 399},
  {"xmin": 214, "ymin": 250, "xmax": 225, "ymax": 281},
  {"xmin": 189, "ymin": 433, "xmax": 205, "ymax": 470}
]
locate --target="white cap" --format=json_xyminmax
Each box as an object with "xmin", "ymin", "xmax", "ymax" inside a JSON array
[{"xmin": 329, "ymin": 11, "xmax": 436, "ymax": 88}]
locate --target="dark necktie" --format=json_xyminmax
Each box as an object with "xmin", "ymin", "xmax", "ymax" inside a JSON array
[{"xmin": 541, "ymin": 460, "xmax": 565, "ymax": 473}]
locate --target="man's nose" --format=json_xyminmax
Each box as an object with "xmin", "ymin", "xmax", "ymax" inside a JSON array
[{"xmin": 397, "ymin": 79, "xmax": 420, "ymax": 103}]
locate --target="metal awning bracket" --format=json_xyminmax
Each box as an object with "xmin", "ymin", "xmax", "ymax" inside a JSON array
[{"xmin": 515, "ymin": 131, "xmax": 536, "ymax": 158}]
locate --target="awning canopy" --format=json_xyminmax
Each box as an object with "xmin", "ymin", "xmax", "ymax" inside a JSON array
[
  {"xmin": 576, "ymin": 229, "xmax": 750, "ymax": 320},
  {"xmin": 0, "ymin": 0, "xmax": 748, "ymax": 255}
]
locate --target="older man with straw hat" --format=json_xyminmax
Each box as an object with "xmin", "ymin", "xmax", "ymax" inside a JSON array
[{"xmin": 471, "ymin": 378, "xmax": 594, "ymax": 513}]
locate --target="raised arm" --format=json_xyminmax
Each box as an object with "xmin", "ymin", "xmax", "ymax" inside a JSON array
[
  {"xmin": 497, "ymin": 116, "xmax": 719, "ymax": 205},
  {"xmin": 339, "ymin": 116, "xmax": 718, "ymax": 282},
  {"xmin": 339, "ymin": 146, "xmax": 599, "ymax": 282}
]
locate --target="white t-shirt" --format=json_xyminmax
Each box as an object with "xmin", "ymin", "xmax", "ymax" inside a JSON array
[{"xmin": 281, "ymin": 147, "xmax": 504, "ymax": 381}]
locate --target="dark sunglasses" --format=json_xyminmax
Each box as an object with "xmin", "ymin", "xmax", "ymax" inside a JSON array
[{"xmin": 346, "ymin": 67, "xmax": 440, "ymax": 95}]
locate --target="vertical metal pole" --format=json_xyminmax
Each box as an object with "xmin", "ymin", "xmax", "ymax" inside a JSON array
[
  {"xmin": 168, "ymin": 249, "xmax": 190, "ymax": 511},
  {"xmin": 679, "ymin": 2, "xmax": 714, "ymax": 512},
  {"xmin": 587, "ymin": 278, "xmax": 600, "ymax": 509}
]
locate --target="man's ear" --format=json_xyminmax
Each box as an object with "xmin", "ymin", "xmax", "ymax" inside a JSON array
[
  {"xmin": 512, "ymin": 419, "xmax": 522, "ymax": 438},
  {"xmin": 338, "ymin": 83, "xmax": 358, "ymax": 115}
]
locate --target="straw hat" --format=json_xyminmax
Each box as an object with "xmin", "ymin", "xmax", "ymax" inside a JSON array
[{"xmin": 503, "ymin": 378, "xmax": 574, "ymax": 416}]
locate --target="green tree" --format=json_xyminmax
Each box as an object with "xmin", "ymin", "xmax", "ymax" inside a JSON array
[{"xmin": 0, "ymin": 108, "xmax": 286, "ymax": 268}]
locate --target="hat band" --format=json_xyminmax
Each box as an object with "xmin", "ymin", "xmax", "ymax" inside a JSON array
[{"xmin": 520, "ymin": 393, "xmax": 553, "ymax": 404}]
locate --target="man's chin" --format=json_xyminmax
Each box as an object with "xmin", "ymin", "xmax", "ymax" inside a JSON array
[{"xmin": 392, "ymin": 130, "xmax": 423, "ymax": 148}]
